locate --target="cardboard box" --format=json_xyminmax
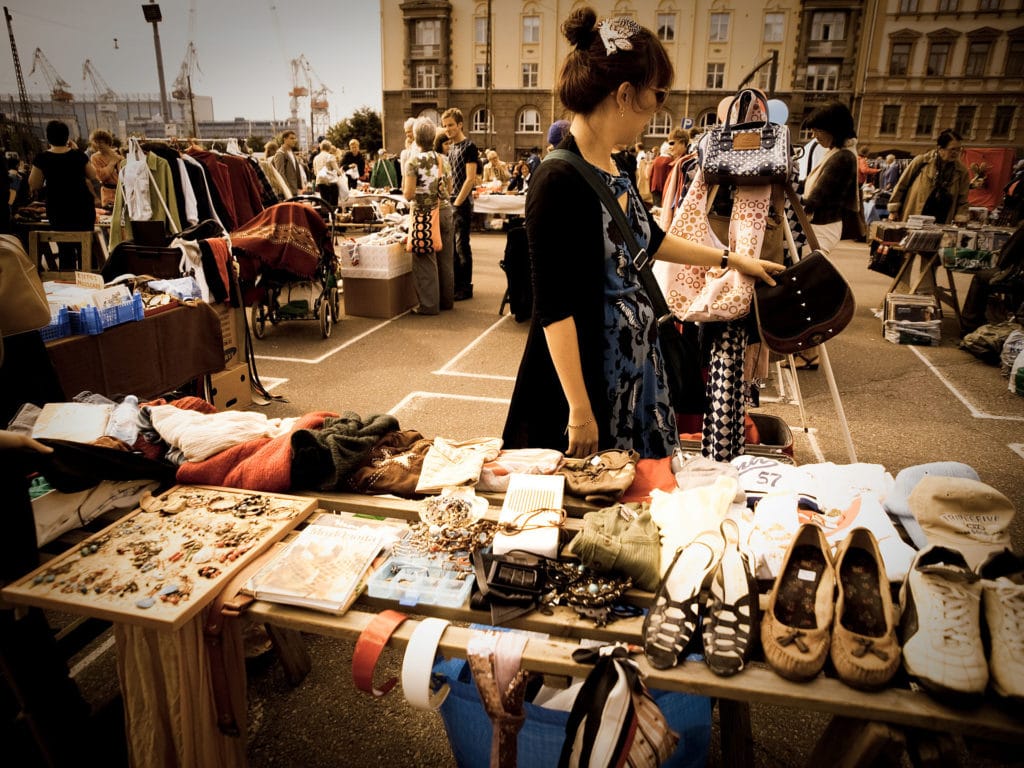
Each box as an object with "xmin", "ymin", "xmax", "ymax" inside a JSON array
[
  {"xmin": 341, "ymin": 273, "xmax": 416, "ymax": 318},
  {"xmin": 209, "ymin": 364, "xmax": 251, "ymax": 411},
  {"xmin": 212, "ymin": 303, "xmax": 247, "ymax": 366}
]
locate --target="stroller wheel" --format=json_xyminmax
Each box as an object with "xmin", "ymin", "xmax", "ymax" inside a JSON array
[
  {"xmin": 331, "ymin": 287, "xmax": 342, "ymax": 322},
  {"xmin": 319, "ymin": 297, "xmax": 332, "ymax": 338},
  {"xmin": 251, "ymin": 305, "xmax": 268, "ymax": 339}
]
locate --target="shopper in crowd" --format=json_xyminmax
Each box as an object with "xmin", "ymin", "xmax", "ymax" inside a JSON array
[
  {"xmin": 879, "ymin": 154, "xmax": 900, "ymax": 192},
  {"xmin": 648, "ymin": 140, "xmax": 674, "ymax": 207},
  {"xmin": 88, "ymin": 129, "xmax": 120, "ymax": 210},
  {"xmin": 502, "ymin": 7, "xmax": 782, "ymax": 459},
  {"xmin": 546, "ymin": 119, "xmax": 570, "ymax": 153},
  {"xmin": 29, "ymin": 120, "xmax": 100, "ymax": 270},
  {"xmin": 888, "ymin": 129, "xmax": 970, "ymax": 225},
  {"xmin": 482, "ymin": 149, "xmax": 511, "ymax": 186},
  {"xmin": 341, "ymin": 139, "xmax": 366, "ymax": 186},
  {"xmin": 787, "ymin": 101, "xmax": 864, "ymax": 371},
  {"xmin": 526, "ymin": 146, "xmax": 541, "ymax": 176},
  {"xmin": 403, "ymin": 116, "xmax": 454, "ymax": 315},
  {"xmin": 312, "ymin": 139, "xmax": 342, "ymax": 207},
  {"xmin": 271, "ymin": 130, "xmax": 304, "ymax": 197},
  {"xmin": 857, "ymin": 146, "xmax": 880, "ymax": 187},
  {"xmin": 507, "ymin": 160, "xmax": 530, "ymax": 193},
  {"xmin": 442, "ymin": 107, "xmax": 479, "ymax": 301},
  {"xmin": 2, "ymin": 152, "xmax": 22, "ymax": 233},
  {"xmin": 656, "ymin": 127, "xmax": 694, "ymax": 229},
  {"xmin": 399, "ymin": 117, "xmax": 417, "ymax": 182}
]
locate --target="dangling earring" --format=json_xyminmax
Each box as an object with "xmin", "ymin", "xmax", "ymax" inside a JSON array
[{"xmin": 619, "ymin": 108, "xmax": 625, "ymax": 118}]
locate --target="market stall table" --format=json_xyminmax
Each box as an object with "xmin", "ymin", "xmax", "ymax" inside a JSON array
[{"xmin": 44, "ymin": 303, "xmax": 226, "ymax": 400}]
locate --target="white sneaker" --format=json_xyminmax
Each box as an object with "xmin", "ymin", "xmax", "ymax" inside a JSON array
[
  {"xmin": 978, "ymin": 549, "xmax": 1024, "ymax": 701},
  {"xmin": 899, "ymin": 546, "xmax": 988, "ymax": 704}
]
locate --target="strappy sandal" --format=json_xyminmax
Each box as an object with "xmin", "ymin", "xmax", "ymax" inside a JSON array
[
  {"xmin": 643, "ymin": 537, "xmax": 720, "ymax": 670},
  {"xmin": 702, "ymin": 519, "xmax": 759, "ymax": 677},
  {"xmin": 780, "ymin": 352, "xmax": 819, "ymax": 371}
]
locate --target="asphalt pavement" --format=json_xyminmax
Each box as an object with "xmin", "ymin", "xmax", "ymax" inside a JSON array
[{"xmin": 61, "ymin": 227, "xmax": 1023, "ymax": 767}]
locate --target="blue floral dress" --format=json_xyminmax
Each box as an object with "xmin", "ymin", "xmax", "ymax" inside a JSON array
[{"xmin": 596, "ymin": 167, "xmax": 679, "ymax": 457}]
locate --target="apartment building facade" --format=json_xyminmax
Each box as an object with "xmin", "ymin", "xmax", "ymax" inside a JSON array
[{"xmin": 381, "ymin": 0, "xmax": 1021, "ymax": 162}]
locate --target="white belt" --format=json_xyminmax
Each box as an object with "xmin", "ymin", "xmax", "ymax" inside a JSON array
[{"xmin": 401, "ymin": 617, "xmax": 451, "ymax": 710}]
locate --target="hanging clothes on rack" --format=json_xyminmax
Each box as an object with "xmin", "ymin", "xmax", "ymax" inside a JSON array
[
  {"xmin": 142, "ymin": 142, "xmax": 199, "ymax": 228},
  {"xmin": 186, "ymin": 148, "xmax": 239, "ymax": 231},
  {"xmin": 109, "ymin": 138, "xmax": 183, "ymax": 250}
]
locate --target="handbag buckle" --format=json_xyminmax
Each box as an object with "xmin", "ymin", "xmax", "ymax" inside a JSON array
[{"xmin": 632, "ymin": 248, "xmax": 650, "ymax": 271}]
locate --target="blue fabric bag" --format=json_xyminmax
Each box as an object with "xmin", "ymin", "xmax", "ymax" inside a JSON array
[{"xmin": 434, "ymin": 657, "xmax": 711, "ymax": 768}]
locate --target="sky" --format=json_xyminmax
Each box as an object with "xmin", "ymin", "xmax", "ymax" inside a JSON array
[{"xmin": 2, "ymin": 1, "xmax": 383, "ymax": 123}]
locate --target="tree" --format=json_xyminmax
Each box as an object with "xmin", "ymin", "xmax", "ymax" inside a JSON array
[
  {"xmin": 327, "ymin": 106, "xmax": 382, "ymax": 155},
  {"xmin": 246, "ymin": 136, "xmax": 266, "ymax": 153}
]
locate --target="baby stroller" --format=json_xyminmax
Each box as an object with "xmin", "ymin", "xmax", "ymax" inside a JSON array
[{"xmin": 232, "ymin": 199, "xmax": 341, "ymax": 339}]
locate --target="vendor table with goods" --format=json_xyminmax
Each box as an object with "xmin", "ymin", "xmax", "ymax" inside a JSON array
[{"xmin": 6, "ymin": 479, "xmax": 1021, "ymax": 768}]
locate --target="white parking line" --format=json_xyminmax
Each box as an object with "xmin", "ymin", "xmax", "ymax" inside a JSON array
[
  {"xmin": 253, "ymin": 317, "xmax": 396, "ymax": 364},
  {"xmin": 389, "ymin": 391, "xmax": 511, "ymax": 414},
  {"xmin": 434, "ymin": 315, "xmax": 514, "ymax": 376},
  {"xmin": 909, "ymin": 346, "xmax": 1024, "ymax": 421},
  {"xmin": 1010, "ymin": 444, "xmax": 1024, "ymax": 461},
  {"xmin": 70, "ymin": 634, "xmax": 115, "ymax": 678}
]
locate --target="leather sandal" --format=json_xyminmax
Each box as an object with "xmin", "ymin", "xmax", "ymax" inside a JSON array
[
  {"xmin": 780, "ymin": 352, "xmax": 819, "ymax": 371},
  {"xmin": 643, "ymin": 536, "xmax": 720, "ymax": 670},
  {"xmin": 702, "ymin": 519, "xmax": 759, "ymax": 677}
]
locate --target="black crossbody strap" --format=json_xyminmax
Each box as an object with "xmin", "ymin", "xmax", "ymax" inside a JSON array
[
  {"xmin": 545, "ymin": 149, "xmax": 671, "ymax": 320},
  {"xmin": 783, "ymin": 180, "xmax": 822, "ymax": 253}
]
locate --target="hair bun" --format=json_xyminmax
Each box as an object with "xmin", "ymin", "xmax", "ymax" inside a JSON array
[{"xmin": 562, "ymin": 6, "xmax": 598, "ymax": 49}]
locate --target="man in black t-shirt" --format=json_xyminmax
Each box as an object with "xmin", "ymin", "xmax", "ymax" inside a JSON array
[{"xmin": 442, "ymin": 108, "xmax": 478, "ymax": 300}]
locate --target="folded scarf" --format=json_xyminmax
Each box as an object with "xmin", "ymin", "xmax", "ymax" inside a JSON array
[
  {"xmin": 177, "ymin": 411, "xmax": 336, "ymax": 491},
  {"xmin": 147, "ymin": 404, "xmax": 297, "ymax": 463},
  {"xmin": 290, "ymin": 412, "xmax": 400, "ymax": 491}
]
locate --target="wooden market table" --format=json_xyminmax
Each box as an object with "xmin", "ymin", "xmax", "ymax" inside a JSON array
[
  {"xmin": 881, "ymin": 245, "xmax": 964, "ymax": 333},
  {"xmin": 252, "ymin": 490, "xmax": 1024, "ymax": 768}
]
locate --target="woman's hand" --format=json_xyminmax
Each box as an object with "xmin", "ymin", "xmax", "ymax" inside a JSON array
[
  {"xmin": 565, "ymin": 412, "xmax": 598, "ymax": 458},
  {"xmin": 730, "ymin": 253, "xmax": 785, "ymax": 285},
  {"xmin": 0, "ymin": 431, "xmax": 53, "ymax": 454}
]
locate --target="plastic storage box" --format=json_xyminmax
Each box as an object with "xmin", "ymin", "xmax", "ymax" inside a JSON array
[
  {"xmin": 366, "ymin": 555, "xmax": 475, "ymax": 608},
  {"xmin": 39, "ymin": 307, "xmax": 71, "ymax": 342},
  {"xmin": 69, "ymin": 292, "xmax": 145, "ymax": 336}
]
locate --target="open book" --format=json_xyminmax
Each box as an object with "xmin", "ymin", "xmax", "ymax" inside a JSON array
[{"xmin": 244, "ymin": 522, "xmax": 389, "ymax": 615}]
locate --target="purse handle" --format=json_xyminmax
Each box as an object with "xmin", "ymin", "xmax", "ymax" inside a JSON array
[
  {"xmin": 545, "ymin": 149, "xmax": 673, "ymax": 322},
  {"xmin": 721, "ymin": 88, "xmax": 770, "ymax": 132},
  {"xmin": 781, "ymin": 183, "xmax": 822, "ymax": 254}
]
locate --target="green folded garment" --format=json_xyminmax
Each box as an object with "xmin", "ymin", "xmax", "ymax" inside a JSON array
[{"xmin": 567, "ymin": 502, "xmax": 661, "ymax": 592}]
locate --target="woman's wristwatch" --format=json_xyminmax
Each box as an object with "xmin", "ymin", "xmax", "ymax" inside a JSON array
[{"xmin": 721, "ymin": 249, "xmax": 730, "ymax": 269}]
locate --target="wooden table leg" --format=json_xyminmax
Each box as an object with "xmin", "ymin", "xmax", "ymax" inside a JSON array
[
  {"xmin": 718, "ymin": 699, "xmax": 755, "ymax": 768},
  {"xmin": 807, "ymin": 716, "xmax": 906, "ymax": 768},
  {"xmin": 265, "ymin": 624, "xmax": 311, "ymax": 687}
]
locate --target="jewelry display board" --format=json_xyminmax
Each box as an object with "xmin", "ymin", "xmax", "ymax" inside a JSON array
[{"xmin": 2, "ymin": 485, "xmax": 316, "ymax": 631}]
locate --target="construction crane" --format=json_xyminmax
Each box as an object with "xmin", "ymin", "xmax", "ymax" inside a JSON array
[
  {"xmin": 29, "ymin": 47, "xmax": 73, "ymax": 102},
  {"xmin": 83, "ymin": 59, "xmax": 117, "ymax": 101},
  {"xmin": 290, "ymin": 53, "xmax": 332, "ymax": 143},
  {"xmin": 171, "ymin": 41, "xmax": 200, "ymax": 100},
  {"xmin": 3, "ymin": 6, "xmax": 33, "ymax": 128}
]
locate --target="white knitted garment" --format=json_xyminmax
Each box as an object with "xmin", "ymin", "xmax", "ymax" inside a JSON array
[{"xmin": 148, "ymin": 405, "xmax": 297, "ymax": 463}]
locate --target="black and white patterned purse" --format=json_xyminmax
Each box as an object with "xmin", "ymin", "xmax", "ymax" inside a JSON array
[{"xmin": 699, "ymin": 89, "xmax": 791, "ymax": 186}]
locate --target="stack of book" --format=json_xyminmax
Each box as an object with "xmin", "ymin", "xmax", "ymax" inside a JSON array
[{"xmin": 883, "ymin": 293, "xmax": 942, "ymax": 346}]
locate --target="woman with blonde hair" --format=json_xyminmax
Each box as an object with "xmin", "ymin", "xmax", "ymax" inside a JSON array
[{"xmin": 88, "ymin": 129, "xmax": 120, "ymax": 209}]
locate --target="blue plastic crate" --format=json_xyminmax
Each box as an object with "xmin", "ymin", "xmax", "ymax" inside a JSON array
[
  {"xmin": 69, "ymin": 292, "xmax": 145, "ymax": 336},
  {"xmin": 39, "ymin": 307, "xmax": 71, "ymax": 342}
]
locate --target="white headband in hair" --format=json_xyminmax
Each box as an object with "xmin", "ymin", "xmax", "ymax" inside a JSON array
[{"xmin": 596, "ymin": 17, "xmax": 642, "ymax": 56}]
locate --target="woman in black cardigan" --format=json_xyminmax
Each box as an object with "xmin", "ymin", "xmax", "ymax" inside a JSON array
[{"xmin": 502, "ymin": 7, "xmax": 782, "ymax": 459}]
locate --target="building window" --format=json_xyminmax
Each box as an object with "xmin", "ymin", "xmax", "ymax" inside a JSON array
[
  {"xmin": 706, "ymin": 63, "xmax": 725, "ymax": 89},
  {"xmin": 916, "ymin": 105, "xmax": 937, "ymax": 135},
  {"xmin": 523, "ymin": 15, "xmax": 540, "ymax": 44},
  {"xmin": 965, "ymin": 41, "xmax": 990, "ymax": 77},
  {"xmin": 926, "ymin": 42, "xmax": 950, "ymax": 76},
  {"xmin": 937, "ymin": 0, "xmax": 958, "ymax": 10},
  {"xmin": 413, "ymin": 19, "xmax": 441, "ymax": 56},
  {"xmin": 657, "ymin": 13, "xmax": 676, "ymax": 42},
  {"xmin": 955, "ymin": 105, "xmax": 976, "ymax": 137},
  {"xmin": 756, "ymin": 66, "xmax": 774, "ymax": 91},
  {"xmin": 646, "ymin": 110, "xmax": 673, "ymax": 137},
  {"xmin": 698, "ymin": 111, "xmax": 718, "ymax": 129},
  {"xmin": 471, "ymin": 108, "xmax": 492, "ymax": 133},
  {"xmin": 880, "ymin": 105, "xmax": 901, "ymax": 135},
  {"xmin": 764, "ymin": 13, "xmax": 784, "ymax": 43},
  {"xmin": 414, "ymin": 64, "xmax": 438, "ymax": 89},
  {"xmin": 709, "ymin": 13, "xmax": 729, "ymax": 43},
  {"xmin": 810, "ymin": 12, "xmax": 846, "ymax": 42},
  {"xmin": 474, "ymin": 16, "xmax": 487, "ymax": 45},
  {"xmin": 898, "ymin": 0, "xmax": 918, "ymax": 12},
  {"xmin": 992, "ymin": 106, "xmax": 1015, "ymax": 138},
  {"xmin": 517, "ymin": 108, "xmax": 540, "ymax": 133},
  {"xmin": 978, "ymin": 0, "xmax": 1000, "ymax": 9},
  {"xmin": 1006, "ymin": 39, "xmax": 1024, "ymax": 77},
  {"xmin": 806, "ymin": 64, "xmax": 839, "ymax": 91},
  {"xmin": 475, "ymin": 64, "xmax": 488, "ymax": 89},
  {"xmin": 890, "ymin": 43, "xmax": 911, "ymax": 75},
  {"xmin": 521, "ymin": 63, "xmax": 538, "ymax": 88}
]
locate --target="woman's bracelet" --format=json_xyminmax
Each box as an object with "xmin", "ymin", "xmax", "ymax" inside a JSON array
[{"xmin": 564, "ymin": 418, "xmax": 595, "ymax": 434}]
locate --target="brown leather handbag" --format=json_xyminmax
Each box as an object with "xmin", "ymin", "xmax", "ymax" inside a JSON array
[
  {"xmin": 557, "ymin": 449, "xmax": 640, "ymax": 506},
  {"xmin": 0, "ymin": 234, "xmax": 52, "ymax": 364}
]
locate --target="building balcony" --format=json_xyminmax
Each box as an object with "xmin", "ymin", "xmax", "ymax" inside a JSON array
[{"xmin": 410, "ymin": 44, "xmax": 440, "ymax": 59}]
